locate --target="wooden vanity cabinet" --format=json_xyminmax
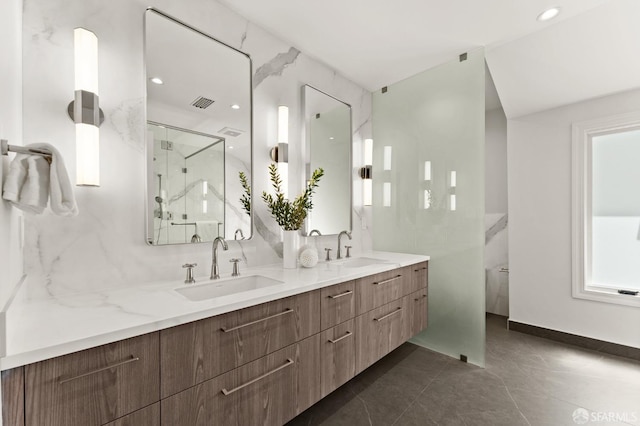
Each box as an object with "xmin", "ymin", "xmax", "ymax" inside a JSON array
[
  {"xmin": 2, "ymin": 261, "xmax": 428, "ymax": 426},
  {"xmin": 160, "ymin": 290, "xmax": 320, "ymax": 398},
  {"xmin": 25, "ymin": 332, "xmax": 160, "ymax": 426}
]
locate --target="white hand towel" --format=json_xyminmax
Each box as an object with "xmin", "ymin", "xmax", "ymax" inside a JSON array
[
  {"xmin": 2, "ymin": 154, "xmax": 29, "ymax": 203},
  {"xmin": 1, "ymin": 143, "xmax": 78, "ymax": 216},
  {"xmin": 30, "ymin": 143, "xmax": 78, "ymax": 216}
]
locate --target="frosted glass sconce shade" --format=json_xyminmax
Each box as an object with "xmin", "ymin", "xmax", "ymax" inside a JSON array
[
  {"xmin": 450, "ymin": 170, "xmax": 457, "ymax": 187},
  {"xmin": 424, "ymin": 161, "xmax": 431, "ymax": 181},
  {"xmin": 71, "ymin": 27, "xmax": 103, "ymax": 187},
  {"xmin": 269, "ymin": 105, "xmax": 289, "ymax": 198}
]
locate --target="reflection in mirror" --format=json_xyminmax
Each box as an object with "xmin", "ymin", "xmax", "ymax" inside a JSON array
[
  {"xmin": 145, "ymin": 9, "xmax": 252, "ymax": 245},
  {"xmin": 303, "ymin": 85, "xmax": 352, "ymax": 236}
]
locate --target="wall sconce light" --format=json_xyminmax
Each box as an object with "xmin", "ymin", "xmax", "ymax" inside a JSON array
[
  {"xmin": 360, "ymin": 138, "xmax": 373, "ymax": 206},
  {"xmin": 269, "ymin": 105, "xmax": 289, "ymax": 197},
  {"xmin": 383, "ymin": 182, "xmax": 392, "ymax": 207},
  {"xmin": 68, "ymin": 27, "xmax": 103, "ymax": 187}
]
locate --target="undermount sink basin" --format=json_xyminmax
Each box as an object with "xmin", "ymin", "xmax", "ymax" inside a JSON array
[
  {"xmin": 337, "ymin": 257, "xmax": 389, "ymax": 268},
  {"xmin": 175, "ymin": 275, "xmax": 284, "ymax": 302}
]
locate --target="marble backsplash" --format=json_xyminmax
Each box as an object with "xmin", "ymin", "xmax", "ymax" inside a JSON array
[{"xmin": 19, "ymin": 0, "xmax": 372, "ymax": 299}]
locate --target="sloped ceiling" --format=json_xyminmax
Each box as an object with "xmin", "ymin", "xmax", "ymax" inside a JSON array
[
  {"xmin": 220, "ymin": 0, "xmax": 640, "ymax": 118},
  {"xmin": 486, "ymin": 0, "xmax": 640, "ymax": 118}
]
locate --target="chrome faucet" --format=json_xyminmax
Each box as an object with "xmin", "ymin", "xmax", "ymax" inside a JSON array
[
  {"xmin": 210, "ymin": 236, "xmax": 228, "ymax": 280},
  {"xmin": 234, "ymin": 228, "xmax": 245, "ymax": 240},
  {"xmin": 337, "ymin": 230, "xmax": 352, "ymax": 259},
  {"xmin": 309, "ymin": 229, "xmax": 322, "ymax": 236}
]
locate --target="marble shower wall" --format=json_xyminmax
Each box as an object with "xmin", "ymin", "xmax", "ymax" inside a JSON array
[
  {"xmin": 21, "ymin": 0, "xmax": 372, "ymax": 299},
  {"xmin": 485, "ymin": 213, "xmax": 508, "ymax": 316}
]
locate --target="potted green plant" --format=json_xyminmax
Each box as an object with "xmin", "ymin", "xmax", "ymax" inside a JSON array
[{"xmin": 262, "ymin": 163, "xmax": 324, "ymax": 268}]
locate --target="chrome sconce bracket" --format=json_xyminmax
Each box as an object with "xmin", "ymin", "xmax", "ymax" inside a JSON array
[{"xmin": 67, "ymin": 90, "xmax": 105, "ymax": 126}]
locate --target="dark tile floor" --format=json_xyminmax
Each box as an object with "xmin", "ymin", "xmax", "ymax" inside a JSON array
[{"xmin": 288, "ymin": 314, "xmax": 640, "ymax": 426}]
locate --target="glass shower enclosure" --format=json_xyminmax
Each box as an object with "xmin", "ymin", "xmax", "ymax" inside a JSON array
[{"xmin": 148, "ymin": 122, "xmax": 225, "ymax": 245}]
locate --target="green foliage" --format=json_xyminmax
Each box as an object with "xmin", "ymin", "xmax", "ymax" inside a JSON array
[
  {"xmin": 238, "ymin": 171, "xmax": 251, "ymax": 216},
  {"xmin": 261, "ymin": 163, "xmax": 324, "ymax": 231}
]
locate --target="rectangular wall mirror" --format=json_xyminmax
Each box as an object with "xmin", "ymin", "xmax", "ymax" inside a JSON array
[
  {"xmin": 145, "ymin": 8, "xmax": 252, "ymax": 245},
  {"xmin": 302, "ymin": 85, "xmax": 352, "ymax": 236}
]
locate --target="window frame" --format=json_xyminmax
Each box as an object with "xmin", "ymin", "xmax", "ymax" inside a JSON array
[{"xmin": 571, "ymin": 112, "xmax": 640, "ymax": 308}]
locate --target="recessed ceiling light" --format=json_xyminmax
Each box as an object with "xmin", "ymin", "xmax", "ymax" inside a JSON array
[
  {"xmin": 537, "ymin": 7, "xmax": 560, "ymax": 22},
  {"xmin": 150, "ymin": 77, "xmax": 164, "ymax": 85},
  {"xmin": 231, "ymin": 104, "xmax": 240, "ymax": 110},
  {"xmin": 228, "ymin": 146, "xmax": 234, "ymax": 149},
  {"xmin": 329, "ymin": 137, "xmax": 335, "ymax": 140}
]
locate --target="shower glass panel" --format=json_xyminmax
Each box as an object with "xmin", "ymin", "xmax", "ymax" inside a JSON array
[
  {"xmin": 149, "ymin": 123, "xmax": 225, "ymax": 245},
  {"xmin": 373, "ymin": 49, "xmax": 486, "ymax": 366}
]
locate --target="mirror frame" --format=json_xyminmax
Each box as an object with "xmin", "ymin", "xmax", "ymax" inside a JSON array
[
  {"xmin": 301, "ymin": 84, "xmax": 353, "ymax": 236},
  {"xmin": 144, "ymin": 7, "xmax": 254, "ymax": 245}
]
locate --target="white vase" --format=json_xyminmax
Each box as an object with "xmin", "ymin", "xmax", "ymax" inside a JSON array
[{"xmin": 282, "ymin": 230, "xmax": 299, "ymax": 269}]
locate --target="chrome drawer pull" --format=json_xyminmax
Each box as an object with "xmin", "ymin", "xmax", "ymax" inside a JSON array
[
  {"xmin": 328, "ymin": 290, "xmax": 353, "ymax": 299},
  {"xmin": 414, "ymin": 294, "xmax": 427, "ymax": 301},
  {"xmin": 220, "ymin": 308, "xmax": 294, "ymax": 333},
  {"xmin": 58, "ymin": 355, "xmax": 140, "ymax": 384},
  {"xmin": 373, "ymin": 307, "xmax": 402, "ymax": 322},
  {"xmin": 373, "ymin": 275, "xmax": 402, "ymax": 286},
  {"xmin": 221, "ymin": 358, "xmax": 294, "ymax": 396},
  {"xmin": 328, "ymin": 331, "xmax": 353, "ymax": 344},
  {"xmin": 414, "ymin": 267, "xmax": 427, "ymax": 272}
]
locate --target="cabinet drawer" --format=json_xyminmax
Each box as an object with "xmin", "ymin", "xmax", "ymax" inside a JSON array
[
  {"xmin": 104, "ymin": 403, "xmax": 160, "ymax": 426},
  {"xmin": 25, "ymin": 332, "xmax": 160, "ymax": 426},
  {"xmin": 409, "ymin": 262, "xmax": 428, "ymax": 294},
  {"xmin": 321, "ymin": 280, "xmax": 356, "ymax": 330},
  {"xmin": 355, "ymin": 298, "xmax": 408, "ymax": 374},
  {"xmin": 355, "ymin": 266, "xmax": 410, "ymax": 314},
  {"xmin": 320, "ymin": 319, "xmax": 355, "ymax": 398},
  {"xmin": 408, "ymin": 289, "xmax": 428, "ymax": 338},
  {"xmin": 162, "ymin": 340, "xmax": 319, "ymax": 426},
  {"xmin": 160, "ymin": 290, "xmax": 320, "ymax": 397}
]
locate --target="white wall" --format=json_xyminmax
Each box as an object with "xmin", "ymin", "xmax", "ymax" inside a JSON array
[
  {"xmin": 485, "ymin": 107, "xmax": 509, "ymax": 316},
  {"xmin": 508, "ymin": 88, "xmax": 640, "ymax": 348},
  {"xmin": 16, "ymin": 0, "xmax": 372, "ymax": 300},
  {"xmin": 0, "ymin": 0, "xmax": 24, "ymax": 357},
  {"xmin": 485, "ymin": 108, "xmax": 507, "ymax": 214}
]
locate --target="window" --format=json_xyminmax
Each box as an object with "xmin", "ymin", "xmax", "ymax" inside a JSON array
[{"xmin": 572, "ymin": 112, "xmax": 640, "ymax": 307}]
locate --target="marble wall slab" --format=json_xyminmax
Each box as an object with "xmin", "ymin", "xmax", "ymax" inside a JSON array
[{"xmin": 20, "ymin": 0, "xmax": 372, "ymax": 299}]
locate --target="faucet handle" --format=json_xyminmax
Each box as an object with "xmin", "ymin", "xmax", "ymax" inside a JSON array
[
  {"xmin": 324, "ymin": 248, "xmax": 332, "ymax": 261},
  {"xmin": 344, "ymin": 246, "xmax": 352, "ymax": 258},
  {"xmin": 182, "ymin": 263, "xmax": 197, "ymax": 284},
  {"xmin": 229, "ymin": 258, "xmax": 241, "ymax": 277}
]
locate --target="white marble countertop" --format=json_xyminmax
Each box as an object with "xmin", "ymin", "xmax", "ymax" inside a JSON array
[{"xmin": 1, "ymin": 251, "xmax": 428, "ymax": 370}]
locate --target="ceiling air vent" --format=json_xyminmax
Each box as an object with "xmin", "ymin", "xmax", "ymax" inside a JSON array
[
  {"xmin": 191, "ymin": 96, "xmax": 215, "ymax": 109},
  {"xmin": 218, "ymin": 127, "xmax": 244, "ymax": 137}
]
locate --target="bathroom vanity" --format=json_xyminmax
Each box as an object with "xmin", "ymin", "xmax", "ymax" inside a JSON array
[{"xmin": 1, "ymin": 255, "xmax": 428, "ymax": 426}]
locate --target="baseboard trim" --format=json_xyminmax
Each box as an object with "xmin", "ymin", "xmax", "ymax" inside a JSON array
[{"xmin": 508, "ymin": 320, "xmax": 640, "ymax": 361}]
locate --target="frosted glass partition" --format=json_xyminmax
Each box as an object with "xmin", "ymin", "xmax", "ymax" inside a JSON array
[{"xmin": 372, "ymin": 50, "xmax": 485, "ymax": 366}]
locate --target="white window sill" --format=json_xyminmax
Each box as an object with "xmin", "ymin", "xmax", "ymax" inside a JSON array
[{"xmin": 573, "ymin": 285, "xmax": 640, "ymax": 308}]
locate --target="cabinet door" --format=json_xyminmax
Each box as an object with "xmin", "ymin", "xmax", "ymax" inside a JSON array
[
  {"xmin": 355, "ymin": 298, "xmax": 406, "ymax": 374},
  {"xmin": 409, "ymin": 262, "xmax": 428, "ymax": 294},
  {"xmin": 25, "ymin": 332, "xmax": 159, "ymax": 426},
  {"xmin": 105, "ymin": 403, "xmax": 160, "ymax": 426},
  {"xmin": 408, "ymin": 289, "xmax": 428, "ymax": 337},
  {"xmin": 355, "ymin": 267, "xmax": 409, "ymax": 314},
  {"xmin": 321, "ymin": 280, "xmax": 356, "ymax": 330},
  {"xmin": 160, "ymin": 290, "xmax": 320, "ymax": 397},
  {"xmin": 236, "ymin": 345, "xmax": 298, "ymax": 426},
  {"xmin": 320, "ymin": 319, "xmax": 355, "ymax": 398},
  {"xmin": 161, "ymin": 370, "xmax": 236, "ymax": 426}
]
